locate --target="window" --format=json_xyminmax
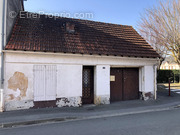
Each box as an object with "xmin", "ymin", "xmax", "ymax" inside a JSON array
[{"xmin": 33, "ymin": 65, "xmax": 57, "ymax": 101}]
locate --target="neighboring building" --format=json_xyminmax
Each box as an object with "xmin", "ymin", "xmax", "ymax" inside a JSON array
[
  {"xmin": 160, "ymin": 57, "xmax": 180, "ymax": 70},
  {"xmin": 1, "ymin": 3, "xmax": 160, "ymax": 111},
  {"xmin": 0, "ymin": 0, "xmax": 24, "ymax": 49}
]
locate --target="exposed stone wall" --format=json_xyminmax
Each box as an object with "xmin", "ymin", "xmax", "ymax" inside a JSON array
[
  {"xmin": 5, "ymin": 96, "xmax": 82, "ymax": 111},
  {"xmin": 94, "ymin": 95, "xmax": 110, "ymax": 105},
  {"xmin": 56, "ymin": 97, "xmax": 82, "ymax": 107},
  {"xmin": 8, "ymin": 72, "xmax": 28, "ymax": 100},
  {"xmin": 5, "ymin": 100, "xmax": 34, "ymax": 111},
  {"xmin": 140, "ymin": 92, "xmax": 154, "ymax": 101}
]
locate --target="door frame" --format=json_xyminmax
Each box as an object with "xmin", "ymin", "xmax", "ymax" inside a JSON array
[
  {"xmin": 110, "ymin": 67, "xmax": 139, "ymax": 102},
  {"xmin": 82, "ymin": 66, "xmax": 94, "ymax": 104}
]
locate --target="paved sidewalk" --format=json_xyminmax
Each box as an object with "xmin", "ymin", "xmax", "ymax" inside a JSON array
[{"xmin": 0, "ymin": 87, "xmax": 180, "ymax": 128}]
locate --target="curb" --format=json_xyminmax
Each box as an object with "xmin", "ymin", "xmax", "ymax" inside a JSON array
[
  {"xmin": 0, "ymin": 117, "xmax": 77, "ymax": 128},
  {"xmin": 0, "ymin": 106, "xmax": 177, "ymax": 129},
  {"xmin": 80, "ymin": 107, "xmax": 173, "ymax": 121}
]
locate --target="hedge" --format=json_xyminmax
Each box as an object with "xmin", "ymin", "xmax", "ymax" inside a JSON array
[{"xmin": 157, "ymin": 70, "xmax": 180, "ymax": 83}]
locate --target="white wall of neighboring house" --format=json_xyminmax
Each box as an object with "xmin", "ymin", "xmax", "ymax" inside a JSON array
[
  {"xmin": 3, "ymin": 51, "xmax": 159, "ymax": 111},
  {"xmin": 160, "ymin": 62, "xmax": 180, "ymax": 70}
]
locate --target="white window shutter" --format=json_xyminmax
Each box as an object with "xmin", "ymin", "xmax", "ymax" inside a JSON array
[
  {"xmin": 45, "ymin": 65, "xmax": 57, "ymax": 101},
  {"xmin": 33, "ymin": 65, "xmax": 57, "ymax": 101},
  {"xmin": 34, "ymin": 65, "xmax": 46, "ymax": 101}
]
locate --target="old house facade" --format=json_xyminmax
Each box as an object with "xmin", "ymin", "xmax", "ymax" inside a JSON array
[{"xmin": 1, "ymin": 1, "xmax": 160, "ymax": 111}]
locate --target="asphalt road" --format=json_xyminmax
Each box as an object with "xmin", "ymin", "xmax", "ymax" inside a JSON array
[{"xmin": 1, "ymin": 108, "xmax": 180, "ymax": 135}]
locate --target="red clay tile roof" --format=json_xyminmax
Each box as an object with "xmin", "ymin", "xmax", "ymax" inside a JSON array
[{"xmin": 6, "ymin": 12, "xmax": 160, "ymax": 58}]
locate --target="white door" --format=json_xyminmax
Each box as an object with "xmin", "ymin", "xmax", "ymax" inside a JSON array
[{"xmin": 34, "ymin": 65, "xmax": 57, "ymax": 101}]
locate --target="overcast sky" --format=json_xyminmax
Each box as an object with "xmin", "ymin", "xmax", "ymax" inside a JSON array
[{"xmin": 24, "ymin": 0, "xmax": 160, "ymax": 29}]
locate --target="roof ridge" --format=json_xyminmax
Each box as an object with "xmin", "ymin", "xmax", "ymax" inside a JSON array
[{"xmin": 22, "ymin": 11, "xmax": 133, "ymax": 28}]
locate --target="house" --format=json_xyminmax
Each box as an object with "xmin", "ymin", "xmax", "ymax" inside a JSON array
[
  {"xmin": 160, "ymin": 56, "xmax": 180, "ymax": 70},
  {"xmin": 1, "ymin": 2, "xmax": 160, "ymax": 111}
]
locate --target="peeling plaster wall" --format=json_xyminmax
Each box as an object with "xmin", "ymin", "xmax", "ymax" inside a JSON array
[
  {"xmin": 56, "ymin": 97, "xmax": 82, "ymax": 107},
  {"xmin": 5, "ymin": 63, "xmax": 34, "ymax": 102},
  {"xmin": 4, "ymin": 63, "xmax": 34, "ymax": 111},
  {"xmin": 8, "ymin": 72, "xmax": 28, "ymax": 99},
  {"xmin": 5, "ymin": 100, "xmax": 34, "ymax": 111},
  {"xmin": 4, "ymin": 52, "xmax": 159, "ymax": 111},
  {"xmin": 94, "ymin": 95, "xmax": 110, "ymax": 105},
  {"xmin": 4, "ymin": 63, "xmax": 83, "ymax": 110}
]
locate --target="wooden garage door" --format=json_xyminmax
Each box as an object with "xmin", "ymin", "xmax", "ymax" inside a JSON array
[{"xmin": 110, "ymin": 68, "xmax": 139, "ymax": 102}]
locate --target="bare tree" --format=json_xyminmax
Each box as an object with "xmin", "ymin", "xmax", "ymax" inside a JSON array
[{"xmin": 138, "ymin": 0, "xmax": 180, "ymax": 66}]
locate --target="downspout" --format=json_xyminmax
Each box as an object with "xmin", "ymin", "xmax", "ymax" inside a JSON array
[
  {"xmin": 0, "ymin": 0, "xmax": 6, "ymax": 112},
  {"xmin": 153, "ymin": 65, "xmax": 157, "ymax": 100},
  {"xmin": 153, "ymin": 62, "xmax": 159, "ymax": 100}
]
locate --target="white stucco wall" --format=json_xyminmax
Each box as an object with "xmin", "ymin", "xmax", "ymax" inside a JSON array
[
  {"xmin": 3, "ymin": 51, "xmax": 159, "ymax": 110},
  {"xmin": 140, "ymin": 66, "xmax": 155, "ymax": 100},
  {"xmin": 57, "ymin": 65, "xmax": 82, "ymax": 98},
  {"xmin": 4, "ymin": 51, "xmax": 158, "ymax": 66},
  {"xmin": 94, "ymin": 65, "xmax": 110, "ymax": 104},
  {"xmin": 144, "ymin": 66, "xmax": 154, "ymax": 93},
  {"xmin": 95, "ymin": 65, "xmax": 110, "ymax": 95}
]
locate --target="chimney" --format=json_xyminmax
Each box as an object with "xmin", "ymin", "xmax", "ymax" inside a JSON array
[{"xmin": 66, "ymin": 22, "xmax": 75, "ymax": 33}]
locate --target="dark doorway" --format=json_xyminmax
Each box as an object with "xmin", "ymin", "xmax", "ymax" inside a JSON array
[
  {"xmin": 82, "ymin": 66, "xmax": 94, "ymax": 104},
  {"xmin": 110, "ymin": 68, "xmax": 139, "ymax": 102}
]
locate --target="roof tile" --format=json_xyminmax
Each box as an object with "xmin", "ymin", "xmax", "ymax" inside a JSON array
[{"xmin": 6, "ymin": 12, "xmax": 160, "ymax": 58}]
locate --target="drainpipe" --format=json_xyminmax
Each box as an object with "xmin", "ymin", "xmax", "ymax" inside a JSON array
[
  {"xmin": 153, "ymin": 63, "xmax": 158, "ymax": 100},
  {"xmin": 0, "ymin": 0, "xmax": 6, "ymax": 112},
  {"xmin": 154, "ymin": 65, "xmax": 157, "ymax": 100}
]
